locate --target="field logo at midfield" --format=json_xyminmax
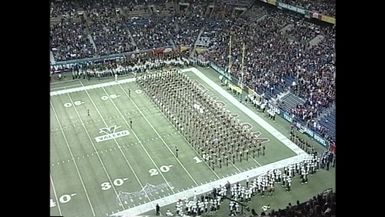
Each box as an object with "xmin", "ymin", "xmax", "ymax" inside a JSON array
[{"xmin": 95, "ymin": 125, "xmax": 129, "ymax": 142}]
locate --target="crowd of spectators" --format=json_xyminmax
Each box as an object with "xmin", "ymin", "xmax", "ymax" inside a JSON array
[
  {"xmin": 260, "ymin": 190, "xmax": 336, "ymax": 217},
  {"xmin": 174, "ymin": 17, "xmax": 204, "ymax": 47},
  {"xmin": 50, "ymin": 0, "xmax": 335, "ymax": 141},
  {"xmin": 201, "ymin": 6, "xmax": 334, "ymax": 135},
  {"xmin": 163, "ymin": 150, "xmax": 335, "ymax": 216},
  {"xmin": 286, "ymin": 19, "xmax": 321, "ymax": 43},
  {"xmin": 87, "ymin": 8, "xmax": 137, "ymax": 56},
  {"xmin": 50, "ymin": 0, "xmax": 77, "ymax": 18},
  {"xmin": 128, "ymin": 15, "xmax": 175, "ymax": 49},
  {"xmin": 50, "ymin": 18, "xmax": 95, "ymax": 61}
]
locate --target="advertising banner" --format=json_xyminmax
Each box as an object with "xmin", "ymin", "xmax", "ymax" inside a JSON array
[
  {"xmin": 320, "ymin": 15, "xmax": 336, "ymax": 24},
  {"xmin": 267, "ymin": 0, "xmax": 277, "ymax": 6}
]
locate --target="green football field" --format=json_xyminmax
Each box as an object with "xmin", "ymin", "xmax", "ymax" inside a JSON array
[{"xmin": 50, "ymin": 67, "xmax": 333, "ymax": 217}]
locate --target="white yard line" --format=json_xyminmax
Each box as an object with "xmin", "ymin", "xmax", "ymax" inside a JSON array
[
  {"xmin": 231, "ymin": 162, "xmax": 242, "ymax": 173},
  {"xmin": 50, "ymin": 174, "xmax": 62, "ymax": 216},
  {"xmin": 51, "ymin": 67, "xmax": 309, "ymax": 217},
  {"xmin": 252, "ymin": 158, "xmax": 263, "ymax": 167},
  {"xmin": 101, "ymin": 86, "xmax": 175, "ymax": 194},
  {"xmin": 112, "ymin": 153, "xmax": 310, "ymax": 217},
  {"xmin": 151, "ymin": 112, "xmax": 221, "ymax": 179},
  {"xmin": 79, "ymin": 81, "xmax": 152, "ymax": 202},
  {"xmin": 118, "ymin": 84, "xmax": 199, "ymax": 186},
  {"xmin": 50, "ymin": 101, "xmax": 96, "ymax": 216},
  {"xmin": 66, "ymin": 93, "xmax": 126, "ymax": 209},
  {"xmin": 51, "ymin": 78, "xmax": 136, "ymax": 96},
  {"xmin": 183, "ymin": 67, "xmax": 307, "ymax": 156}
]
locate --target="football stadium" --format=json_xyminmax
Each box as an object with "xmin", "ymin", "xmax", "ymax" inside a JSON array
[{"xmin": 50, "ymin": 1, "xmax": 335, "ymax": 217}]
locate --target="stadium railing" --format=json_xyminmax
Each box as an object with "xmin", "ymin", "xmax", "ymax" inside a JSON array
[{"xmin": 257, "ymin": 0, "xmax": 335, "ymax": 25}]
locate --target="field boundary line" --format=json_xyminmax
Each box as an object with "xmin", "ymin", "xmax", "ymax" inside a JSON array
[
  {"xmin": 183, "ymin": 67, "xmax": 307, "ymax": 156},
  {"xmin": 50, "ymin": 101, "xmax": 96, "ymax": 216},
  {"xmin": 149, "ymin": 112, "xmax": 221, "ymax": 179},
  {"xmin": 66, "ymin": 93, "xmax": 126, "ymax": 209},
  {"xmin": 51, "ymin": 83, "xmax": 83, "ymax": 91},
  {"xmin": 79, "ymin": 81, "xmax": 152, "ymax": 202},
  {"xmin": 118, "ymin": 84, "xmax": 199, "ymax": 186},
  {"xmin": 112, "ymin": 153, "xmax": 310, "ymax": 216},
  {"xmin": 101, "ymin": 86, "xmax": 175, "ymax": 194},
  {"xmin": 51, "ymin": 78, "xmax": 136, "ymax": 96},
  {"xmin": 50, "ymin": 174, "xmax": 62, "ymax": 216}
]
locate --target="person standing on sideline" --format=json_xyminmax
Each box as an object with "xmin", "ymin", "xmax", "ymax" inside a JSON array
[
  {"xmin": 129, "ymin": 119, "xmax": 132, "ymax": 129},
  {"xmin": 128, "ymin": 89, "xmax": 131, "ymax": 97},
  {"xmin": 262, "ymin": 145, "xmax": 266, "ymax": 156},
  {"xmin": 115, "ymin": 73, "xmax": 118, "ymax": 82},
  {"xmin": 175, "ymin": 146, "xmax": 179, "ymax": 158},
  {"xmin": 155, "ymin": 204, "xmax": 160, "ymax": 216}
]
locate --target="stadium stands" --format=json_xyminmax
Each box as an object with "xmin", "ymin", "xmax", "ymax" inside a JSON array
[
  {"xmin": 262, "ymin": 189, "xmax": 336, "ymax": 217},
  {"xmin": 50, "ymin": 0, "xmax": 335, "ymax": 143}
]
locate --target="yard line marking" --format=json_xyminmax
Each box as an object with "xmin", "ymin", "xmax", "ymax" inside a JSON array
[
  {"xmin": 51, "ymin": 78, "xmax": 82, "ymax": 85},
  {"xmin": 50, "ymin": 101, "xmax": 96, "ymax": 216},
  {"xmin": 252, "ymin": 158, "xmax": 262, "ymax": 167},
  {"xmin": 119, "ymin": 84, "xmax": 199, "ymax": 186},
  {"xmin": 147, "ymin": 99, "xmax": 220, "ymax": 180},
  {"xmin": 79, "ymin": 81, "xmax": 152, "ymax": 203},
  {"xmin": 51, "ymin": 77, "xmax": 136, "ymax": 96},
  {"xmin": 102, "ymin": 86, "xmax": 175, "ymax": 194},
  {"xmin": 66, "ymin": 93, "xmax": 126, "ymax": 210},
  {"xmin": 50, "ymin": 174, "xmax": 62, "ymax": 215},
  {"xmin": 186, "ymin": 67, "xmax": 306, "ymax": 156},
  {"xmin": 112, "ymin": 153, "xmax": 309, "ymax": 217},
  {"xmin": 51, "ymin": 83, "xmax": 83, "ymax": 91}
]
